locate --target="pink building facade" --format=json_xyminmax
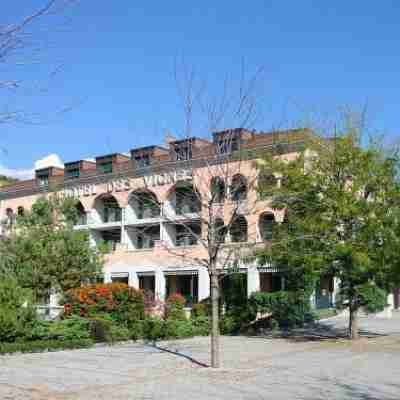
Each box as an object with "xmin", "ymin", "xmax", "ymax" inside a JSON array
[{"xmin": 0, "ymin": 128, "xmax": 340, "ymax": 308}]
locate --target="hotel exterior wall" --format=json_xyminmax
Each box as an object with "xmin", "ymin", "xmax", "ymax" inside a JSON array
[{"xmin": 0, "ymin": 128, "xmax": 309, "ymax": 304}]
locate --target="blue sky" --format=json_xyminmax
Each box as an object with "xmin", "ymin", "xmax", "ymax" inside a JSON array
[{"xmin": 1, "ymin": 1, "xmax": 399, "ymax": 177}]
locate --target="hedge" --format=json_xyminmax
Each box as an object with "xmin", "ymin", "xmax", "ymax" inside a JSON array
[{"xmin": 0, "ymin": 339, "xmax": 94, "ymax": 355}]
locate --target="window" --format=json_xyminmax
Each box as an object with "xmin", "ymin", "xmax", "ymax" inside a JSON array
[
  {"xmin": 216, "ymin": 136, "xmax": 239, "ymax": 154},
  {"xmin": 76, "ymin": 202, "xmax": 87, "ymax": 225},
  {"xmin": 100, "ymin": 229, "xmax": 121, "ymax": 252},
  {"xmin": 175, "ymin": 184, "xmax": 201, "ymax": 214},
  {"xmin": 174, "ymin": 143, "xmax": 192, "ymax": 161},
  {"xmin": 98, "ymin": 162, "xmax": 113, "ymax": 174},
  {"xmin": 135, "ymin": 154, "xmax": 150, "ymax": 168},
  {"xmin": 102, "ymin": 196, "xmax": 121, "ymax": 223},
  {"xmin": 230, "ymin": 174, "xmax": 247, "ymax": 202},
  {"xmin": 212, "ymin": 218, "xmax": 226, "ymax": 243},
  {"xmin": 5, "ymin": 208, "xmax": 14, "ymax": 226},
  {"xmin": 139, "ymin": 275, "xmax": 155, "ymax": 299},
  {"xmin": 176, "ymin": 223, "xmax": 201, "ymax": 247},
  {"xmin": 131, "ymin": 192, "xmax": 160, "ymax": 219},
  {"xmin": 136, "ymin": 226, "xmax": 160, "ymax": 249},
  {"xmin": 111, "ymin": 275, "xmax": 128, "ymax": 284},
  {"xmin": 17, "ymin": 206, "xmax": 24, "ymax": 217},
  {"xmin": 211, "ymin": 177, "xmax": 225, "ymax": 203},
  {"xmin": 65, "ymin": 168, "xmax": 80, "ymax": 179},
  {"xmin": 229, "ymin": 215, "xmax": 248, "ymax": 243},
  {"xmin": 166, "ymin": 274, "xmax": 198, "ymax": 305},
  {"xmin": 258, "ymin": 173, "xmax": 277, "ymax": 197},
  {"xmin": 37, "ymin": 173, "xmax": 49, "ymax": 187},
  {"xmin": 260, "ymin": 213, "xmax": 275, "ymax": 241}
]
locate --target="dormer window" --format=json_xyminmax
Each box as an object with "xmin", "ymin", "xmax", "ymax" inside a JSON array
[
  {"xmin": 174, "ymin": 143, "xmax": 192, "ymax": 161},
  {"xmin": 135, "ymin": 154, "xmax": 150, "ymax": 168},
  {"xmin": 36, "ymin": 170, "xmax": 49, "ymax": 187},
  {"xmin": 98, "ymin": 161, "xmax": 113, "ymax": 174},
  {"xmin": 216, "ymin": 136, "xmax": 239, "ymax": 154}
]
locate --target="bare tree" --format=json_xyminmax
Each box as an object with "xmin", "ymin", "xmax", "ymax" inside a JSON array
[
  {"xmin": 135, "ymin": 61, "xmax": 266, "ymax": 367},
  {"xmin": 0, "ymin": 0, "xmax": 76, "ymax": 125}
]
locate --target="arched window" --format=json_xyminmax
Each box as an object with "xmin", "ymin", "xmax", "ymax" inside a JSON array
[
  {"xmin": 174, "ymin": 183, "xmax": 201, "ymax": 215},
  {"xmin": 259, "ymin": 213, "xmax": 275, "ymax": 241},
  {"xmin": 258, "ymin": 173, "xmax": 277, "ymax": 197},
  {"xmin": 95, "ymin": 195, "xmax": 121, "ymax": 223},
  {"xmin": 230, "ymin": 174, "xmax": 247, "ymax": 202},
  {"xmin": 6, "ymin": 208, "xmax": 14, "ymax": 225},
  {"xmin": 76, "ymin": 201, "xmax": 87, "ymax": 225},
  {"xmin": 211, "ymin": 177, "xmax": 225, "ymax": 203},
  {"xmin": 212, "ymin": 217, "xmax": 226, "ymax": 243},
  {"xmin": 229, "ymin": 215, "xmax": 248, "ymax": 243},
  {"xmin": 17, "ymin": 206, "xmax": 25, "ymax": 217},
  {"xmin": 130, "ymin": 191, "xmax": 160, "ymax": 219}
]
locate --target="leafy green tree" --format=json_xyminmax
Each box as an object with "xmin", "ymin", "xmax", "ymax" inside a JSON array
[
  {"xmin": 0, "ymin": 276, "xmax": 36, "ymax": 342},
  {"xmin": 0, "ymin": 196, "xmax": 103, "ymax": 303},
  {"xmin": 257, "ymin": 128, "xmax": 400, "ymax": 339}
]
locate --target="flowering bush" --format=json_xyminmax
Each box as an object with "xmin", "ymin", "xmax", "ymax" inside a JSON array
[
  {"xmin": 64, "ymin": 283, "xmax": 145, "ymax": 326},
  {"xmin": 165, "ymin": 293, "xmax": 186, "ymax": 320}
]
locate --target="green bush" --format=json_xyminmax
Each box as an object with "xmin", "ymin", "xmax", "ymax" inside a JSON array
[
  {"xmin": 249, "ymin": 291, "xmax": 315, "ymax": 329},
  {"xmin": 192, "ymin": 303, "xmax": 207, "ymax": 318},
  {"xmin": 0, "ymin": 277, "xmax": 37, "ymax": 342},
  {"xmin": 191, "ymin": 316, "xmax": 210, "ymax": 336},
  {"xmin": 48, "ymin": 318, "xmax": 91, "ymax": 340},
  {"xmin": 358, "ymin": 283, "xmax": 387, "ymax": 314},
  {"xmin": 108, "ymin": 325, "xmax": 131, "ymax": 343},
  {"xmin": 163, "ymin": 319, "xmax": 194, "ymax": 338},
  {"xmin": 25, "ymin": 317, "xmax": 90, "ymax": 341},
  {"xmin": 220, "ymin": 315, "xmax": 238, "ymax": 334},
  {"xmin": 0, "ymin": 339, "xmax": 94, "ymax": 355},
  {"xmin": 165, "ymin": 293, "xmax": 186, "ymax": 320},
  {"xmin": 142, "ymin": 316, "xmax": 164, "ymax": 341},
  {"xmin": 89, "ymin": 317, "xmax": 113, "ymax": 342},
  {"xmin": 130, "ymin": 320, "xmax": 144, "ymax": 340}
]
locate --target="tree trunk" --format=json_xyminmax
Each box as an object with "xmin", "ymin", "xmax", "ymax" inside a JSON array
[
  {"xmin": 349, "ymin": 306, "xmax": 359, "ymax": 340},
  {"xmin": 210, "ymin": 270, "xmax": 220, "ymax": 368}
]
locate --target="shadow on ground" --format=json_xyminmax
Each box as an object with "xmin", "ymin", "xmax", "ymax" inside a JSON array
[
  {"xmin": 145, "ymin": 342, "xmax": 210, "ymax": 368},
  {"xmin": 244, "ymin": 320, "xmax": 388, "ymax": 343}
]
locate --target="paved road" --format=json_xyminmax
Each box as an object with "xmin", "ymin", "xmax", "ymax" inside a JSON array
[{"xmin": 1, "ymin": 313, "xmax": 400, "ymax": 400}]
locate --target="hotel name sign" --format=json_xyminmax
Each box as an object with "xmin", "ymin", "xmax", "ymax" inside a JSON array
[{"xmin": 61, "ymin": 169, "xmax": 192, "ymax": 198}]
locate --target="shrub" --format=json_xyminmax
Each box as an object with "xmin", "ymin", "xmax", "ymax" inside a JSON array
[
  {"xmin": 64, "ymin": 283, "xmax": 145, "ymax": 325},
  {"xmin": 163, "ymin": 319, "xmax": 194, "ymax": 339},
  {"xmin": 165, "ymin": 293, "xmax": 186, "ymax": 320},
  {"xmin": 0, "ymin": 277, "xmax": 37, "ymax": 342},
  {"xmin": 358, "ymin": 283, "xmax": 387, "ymax": 314},
  {"xmin": 108, "ymin": 325, "xmax": 131, "ymax": 343},
  {"xmin": 142, "ymin": 316, "xmax": 164, "ymax": 342},
  {"xmin": 191, "ymin": 316, "xmax": 210, "ymax": 336},
  {"xmin": 249, "ymin": 291, "xmax": 315, "ymax": 329},
  {"xmin": 49, "ymin": 317, "xmax": 91, "ymax": 340},
  {"xmin": 192, "ymin": 303, "xmax": 207, "ymax": 318},
  {"xmin": 130, "ymin": 320, "xmax": 144, "ymax": 340},
  {"xmin": 0, "ymin": 339, "xmax": 94, "ymax": 355},
  {"xmin": 25, "ymin": 317, "xmax": 90, "ymax": 341},
  {"xmin": 89, "ymin": 317, "xmax": 113, "ymax": 342},
  {"xmin": 220, "ymin": 315, "xmax": 238, "ymax": 334}
]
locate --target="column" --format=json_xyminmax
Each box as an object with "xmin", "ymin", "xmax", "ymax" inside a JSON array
[
  {"xmin": 198, "ymin": 267, "xmax": 210, "ymax": 301},
  {"xmin": 155, "ymin": 269, "xmax": 166, "ymax": 302},
  {"xmin": 128, "ymin": 271, "xmax": 139, "ymax": 289},
  {"xmin": 332, "ymin": 277, "xmax": 340, "ymax": 307},
  {"xmin": 247, "ymin": 265, "xmax": 260, "ymax": 297}
]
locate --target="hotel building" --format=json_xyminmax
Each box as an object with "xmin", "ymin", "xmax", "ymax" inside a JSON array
[{"xmin": 0, "ymin": 128, "xmax": 352, "ymax": 309}]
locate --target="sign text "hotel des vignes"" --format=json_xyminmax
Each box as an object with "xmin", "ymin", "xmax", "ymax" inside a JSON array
[{"xmin": 61, "ymin": 169, "xmax": 192, "ymax": 198}]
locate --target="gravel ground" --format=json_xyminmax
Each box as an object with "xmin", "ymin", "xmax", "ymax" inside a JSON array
[{"xmin": 1, "ymin": 313, "xmax": 400, "ymax": 400}]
